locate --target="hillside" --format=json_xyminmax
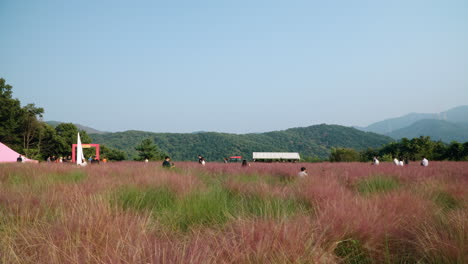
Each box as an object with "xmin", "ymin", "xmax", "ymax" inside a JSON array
[
  {"xmin": 361, "ymin": 105, "xmax": 468, "ymax": 134},
  {"xmin": 387, "ymin": 119, "xmax": 468, "ymax": 143},
  {"xmin": 90, "ymin": 124, "xmax": 393, "ymax": 161}
]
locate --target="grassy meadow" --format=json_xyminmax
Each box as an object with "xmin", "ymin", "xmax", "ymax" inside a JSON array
[{"xmin": 0, "ymin": 161, "xmax": 466, "ymax": 263}]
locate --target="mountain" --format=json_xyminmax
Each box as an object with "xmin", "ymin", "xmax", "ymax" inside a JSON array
[
  {"xmin": 387, "ymin": 119, "xmax": 468, "ymax": 143},
  {"xmin": 361, "ymin": 106, "xmax": 468, "ymax": 134},
  {"xmin": 90, "ymin": 124, "xmax": 393, "ymax": 161},
  {"xmin": 46, "ymin": 121, "xmax": 107, "ymax": 134}
]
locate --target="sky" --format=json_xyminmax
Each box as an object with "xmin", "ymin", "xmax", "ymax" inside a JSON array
[{"xmin": 1, "ymin": 0, "xmax": 467, "ymax": 133}]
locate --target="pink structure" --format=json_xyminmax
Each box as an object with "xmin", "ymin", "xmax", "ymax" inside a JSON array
[
  {"xmin": 72, "ymin": 143, "xmax": 100, "ymax": 162},
  {"xmin": 0, "ymin": 142, "xmax": 37, "ymax": 163}
]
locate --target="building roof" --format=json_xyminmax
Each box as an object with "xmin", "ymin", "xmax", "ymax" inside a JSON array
[{"xmin": 252, "ymin": 152, "xmax": 300, "ymax": 160}]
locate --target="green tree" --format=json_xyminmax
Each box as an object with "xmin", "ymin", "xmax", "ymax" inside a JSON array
[
  {"xmin": 329, "ymin": 148, "xmax": 360, "ymax": 162},
  {"xmin": 360, "ymin": 148, "xmax": 379, "ymax": 162},
  {"xmin": 446, "ymin": 142, "xmax": 463, "ymax": 161},
  {"xmin": 431, "ymin": 141, "xmax": 448, "ymax": 160},
  {"xmin": 100, "ymin": 145, "xmax": 126, "ymax": 161},
  {"xmin": 0, "ymin": 78, "xmax": 24, "ymax": 151},
  {"xmin": 462, "ymin": 142, "xmax": 468, "ymax": 161},
  {"xmin": 36, "ymin": 123, "xmax": 65, "ymax": 159},
  {"xmin": 135, "ymin": 138, "xmax": 165, "ymax": 161},
  {"xmin": 55, "ymin": 123, "xmax": 92, "ymax": 156},
  {"xmin": 21, "ymin": 103, "xmax": 44, "ymax": 152}
]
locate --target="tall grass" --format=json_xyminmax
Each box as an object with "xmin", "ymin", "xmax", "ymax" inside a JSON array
[
  {"xmin": 114, "ymin": 183, "xmax": 310, "ymax": 231},
  {"xmin": 355, "ymin": 175, "xmax": 400, "ymax": 195},
  {"xmin": 0, "ymin": 161, "xmax": 466, "ymax": 263}
]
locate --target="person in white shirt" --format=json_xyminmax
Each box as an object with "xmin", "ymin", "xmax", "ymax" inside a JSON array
[
  {"xmin": 393, "ymin": 157, "xmax": 399, "ymax": 166},
  {"xmin": 297, "ymin": 167, "xmax": 308, "ymax": 178},
  {"xmin": 421, "ymin": 157, "xmax": 429, "ymax": 167},
  {"xmin": 372, "ymin": 156, "xmax": 380, "ymax": 165},
  {"xmin": 79, "ymin": 159, "xmax": 87, "ymax": 167}
]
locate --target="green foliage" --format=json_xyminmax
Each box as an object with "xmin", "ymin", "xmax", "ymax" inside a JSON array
[
  {"xmin": 0, "ymin": 78, "xmax": 26, "ymax": 152},
  {"xmin": 7, "ymin": 170, "xmax": 86, "ymax": 186},
  {"xmin": 134, "ymin": 138, "xmax": 165, "ymax": 161},
  {"xmin": 446, "ymin": 142, "xmax": 464, "ymax": 161},
  {"xmin": 433, "ymin": 191, "xmax": 461, "ymax": 211},
  {"xmin": 113, "ymin": 184, "xmax": 309, "ymax": 232},
  {"xmin": 56, "ymin": 123, "xmax": 92, "ymax": 148},
  {"xmin": 172, "ymin": 188, "xmax": 232, "ymax": 231},
  {"xmin": 356, "ymin": 175, "xmax": 400, "ymax": 195},
  {"xmin": 334, "ymin": 239, "xmax": 371, "ymax": 264},
  {"xmin": 37, "ymin": 123, "xmax": 66, "ymax": 159},
  {"xmin": 359, "ymin": 148, "xmax": 379, "ymax": 162},
  {"xmin": 374, "ymin": 136, "xmax": 468, "ymax": 162},
  {"xmin": 49, "ymin": 171, "xmax": 87, "ymax": 184},
  {"xmin": 301, "ymin": 156, "xmax": 325, "ymax": 162},
  {"xmin": 329, "ymin": 148, "xmax": 360, "ymax": 162},
  {"xmin": 20, "ymin": 103, "xmax": 44, "ymax": 152},
  {"xmin": 100, "ymin": 145, "xmax": 126, "ymax": 161},
  {"xmin": 115, "ymin": 186, "xmax": 176, "ymax": 212}
]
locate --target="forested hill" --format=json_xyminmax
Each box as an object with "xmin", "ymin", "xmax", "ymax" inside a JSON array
[{"xmin": 90, "ymin": 124, "xmax": 393, "ymax": 161}]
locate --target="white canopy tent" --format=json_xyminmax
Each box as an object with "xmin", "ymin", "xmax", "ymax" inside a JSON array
[{"xmin": 252, "ymin": 152, "xmax": 300, "ymax": 161}]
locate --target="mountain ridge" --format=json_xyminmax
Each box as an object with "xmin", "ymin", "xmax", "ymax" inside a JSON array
[
  {"xmin": 356, "ymin": 105, "xmax": 468, "ymax": 142},
  {"xmin": 90, "ymin": 124, "xmax": 393, "ymax": 161},
  {"xmin": 387, "ymin": 119, "xmax": 468, "ymax": 142}
]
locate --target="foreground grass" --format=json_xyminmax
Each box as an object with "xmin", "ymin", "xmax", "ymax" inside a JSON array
[
  {"xmin": 355, "ymin": 175, "xmax": 400, "ymax": 195},
  {"xmin": 113, "ymin": 184, "xmax": 310, "ymax": 231},
  {"xmin": 0, "ymin": 162, "xmax": 466, "ymax": 264}
]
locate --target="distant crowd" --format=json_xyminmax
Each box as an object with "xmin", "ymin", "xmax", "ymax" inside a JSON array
[{"xmin": 371, "ymin": 156, "xmax": 429, "ymax": 167}]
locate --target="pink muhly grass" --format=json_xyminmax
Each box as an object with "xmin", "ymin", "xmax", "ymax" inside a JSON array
[
  {"xmin": 0, "ymin": 161, "xmax": 466, "ymax": 263},
  {"xmin": 190, "ymin": 217, "xmax": 337, "ymax": 263},
  {"xmin": 412, "ymin": 210, "xmax": 467, "ymax": 264}
]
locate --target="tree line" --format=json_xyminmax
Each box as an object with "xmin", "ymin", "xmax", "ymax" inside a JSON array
[
  {"xmin": 0, "ymin": 78, "xmax": 126, "ymax": 161},
  {"xmin": 330, "ymin": 136, "xmax": 468, "ymax": 162}
]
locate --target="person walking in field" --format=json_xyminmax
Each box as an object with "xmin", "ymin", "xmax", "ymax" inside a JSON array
[
  {"xmin": 241, "ymin": 159, "xmax": 250, "ymax": 167},
  {"xmin": 421, "ymin": 156, "xmax": 429, "ymax": 167},
  {"xmin": 297, "ymin": 167, "xmax": 308, "ymax": 178},
  {"xmin": 162, "ymin": 156, "xmax": 174, "ymax": 168},
  {"xmin": 198, "ymin": 155, "xmax": 206, "ymax": 165}
]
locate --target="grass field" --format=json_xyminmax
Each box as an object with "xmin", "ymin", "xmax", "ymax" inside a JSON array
[{"xmin": 0, "ymin": 161, "xmax": 466, "ymax": 263}]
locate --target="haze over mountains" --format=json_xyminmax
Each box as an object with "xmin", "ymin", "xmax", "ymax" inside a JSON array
[
  {"xmin": 46, "ymin": 121, "xmax": 107, "ymax": 134},
  {"xmin": 356, "ymin": 106, "xmax": 468, "ymax": 142}
]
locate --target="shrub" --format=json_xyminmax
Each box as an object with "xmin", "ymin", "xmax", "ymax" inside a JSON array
[{"xmin": 330, "ymin": 148, "xmax": 360, "ymax": 162}]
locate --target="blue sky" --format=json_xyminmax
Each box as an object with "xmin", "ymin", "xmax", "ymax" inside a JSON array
[{"xmin": 1, "ymin": 0, "xmax": 467, "ymax": 133}]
